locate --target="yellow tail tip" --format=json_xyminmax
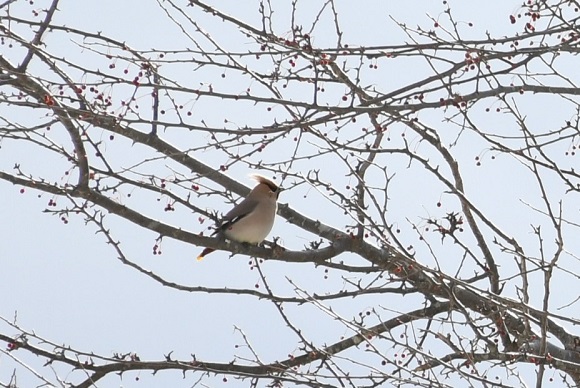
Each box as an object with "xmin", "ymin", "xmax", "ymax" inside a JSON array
[{"xmin": 197, "ymin": 247, "xmax": 214, "ymax": 260}]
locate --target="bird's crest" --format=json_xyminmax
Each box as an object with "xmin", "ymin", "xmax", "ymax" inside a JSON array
[{"xmin": 250, "ymin": 174, "xmax": 279, "ymax": 192}]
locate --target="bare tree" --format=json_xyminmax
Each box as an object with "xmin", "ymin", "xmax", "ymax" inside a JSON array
[{"xmin": 1, "ymin": 0, "xmax": 580, "ymax": 387}]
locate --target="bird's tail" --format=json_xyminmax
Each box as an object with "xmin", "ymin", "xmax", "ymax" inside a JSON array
[{"xmin": 197, "ymin": 247, "xmax": 215, "ymax": 261}]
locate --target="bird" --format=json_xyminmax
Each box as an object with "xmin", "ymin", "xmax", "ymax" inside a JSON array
[{"xmin": 197, "ymin": 175, "xmax": 281, "ymax": 260}]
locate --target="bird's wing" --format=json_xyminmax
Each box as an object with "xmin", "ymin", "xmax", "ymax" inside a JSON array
[{"xmin": 219, "ymin": 197, "xmax": 258, "ymax": 229}]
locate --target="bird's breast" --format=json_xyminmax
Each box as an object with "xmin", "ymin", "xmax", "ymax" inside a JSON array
[{"xmin": 223, "ymin": 202, "xmax": 277, "ymax": 244}]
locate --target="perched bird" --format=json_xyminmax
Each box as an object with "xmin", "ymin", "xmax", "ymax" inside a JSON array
[{"xmin": 197, "ymin": 175, "xmax": 281, "ymax": 260}]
